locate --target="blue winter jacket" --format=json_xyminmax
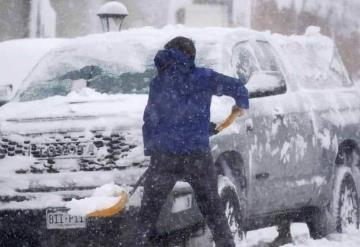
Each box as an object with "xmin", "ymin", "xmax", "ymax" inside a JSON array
[{"xmin": 142, "ymin": 48, "xmax": 249, "ymax": 156}]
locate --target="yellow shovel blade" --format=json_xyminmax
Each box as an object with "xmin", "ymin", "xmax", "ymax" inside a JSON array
[{"xmin": 87, "ymin": 191, "xmax": 129, "ymax": 217}]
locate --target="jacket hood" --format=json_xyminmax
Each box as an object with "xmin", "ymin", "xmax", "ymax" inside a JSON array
[{"xmin": 154, "ymin": 48, "xmax": 195, "ymax": 74}]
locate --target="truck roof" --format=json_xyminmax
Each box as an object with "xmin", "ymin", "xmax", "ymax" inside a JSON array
[{"xmin": 21, "ymin": 25, "xmax": 343, "ymax": 94}]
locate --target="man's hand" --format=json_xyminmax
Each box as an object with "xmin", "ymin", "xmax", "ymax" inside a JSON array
[{"xmin": 209, "ymin": 122, "xmax": 219, "ymax": 136}]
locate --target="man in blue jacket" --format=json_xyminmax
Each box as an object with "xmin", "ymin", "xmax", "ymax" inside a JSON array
[{"xmin": 136, "ymin": 37, "xmax": 249, "ymax": 246}]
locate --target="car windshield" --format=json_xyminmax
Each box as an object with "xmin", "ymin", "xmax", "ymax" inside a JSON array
[
  {"xmin": 19, "ymin": 64, "xmax": 156, "ymax": 102},
  {"xmin": 17, "ymin": 39, "xmax": 160, "ymax": 102},
  {"xmin": 17, "ymin": 39, "xmax": 217, "ymax": 102}
]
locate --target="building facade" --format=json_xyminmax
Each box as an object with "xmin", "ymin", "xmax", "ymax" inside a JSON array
[
  {"xmin": 0, "ymin": 0, "xmax": 31, "ymax": 41},
  {"xmin": 0, "ymin": 0, "xmax": 251, "ymax": 41}
]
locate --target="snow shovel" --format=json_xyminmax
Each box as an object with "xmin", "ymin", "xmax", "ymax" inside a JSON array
[
  {"xmin": 86, "ymin": 167, "xmax": 150, "ymax": 217},
  {"xmin": 86, "ymin": 109, "xmax": 242, "ymax": 217},
  {"xmin": 216, "ymin": 107, "xmax": 243, "ymax": 132}
]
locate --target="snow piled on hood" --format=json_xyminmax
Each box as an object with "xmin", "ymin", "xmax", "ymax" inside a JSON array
[{"xmin": 0, "ymin": 88, "xmax": 148, "ymax": 134}]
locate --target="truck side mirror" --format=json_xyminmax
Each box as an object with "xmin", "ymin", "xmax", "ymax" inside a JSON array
[
  {"xmin": 0, "ymin": 84, "xmax": 13, "ymax": 105},
  {"xmin": 247, "ymin": 71, "xmax": 286, "ymax": 98}
]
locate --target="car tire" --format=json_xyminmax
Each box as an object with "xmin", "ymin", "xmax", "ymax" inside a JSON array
[
  {"xmin": 306, "ymin": 169, "xmax": 359, "ymax": 239},
  {"xmin": 219, "ymin": 185, "xmax": 244, "ymax": 244},
  {"xmin": 335, "ymin": 173, "xmax": 359, "ymax": 233}
]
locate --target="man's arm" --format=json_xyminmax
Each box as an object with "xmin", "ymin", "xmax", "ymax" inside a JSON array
[
  {"xmin": 142, "ymin": 79, "xmax": 160, "ymax": 156},
  {"xmin": 209, "ymin": 70, "xmax": 249, "ymax": 109}
]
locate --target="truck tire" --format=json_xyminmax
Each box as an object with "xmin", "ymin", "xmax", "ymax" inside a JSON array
[
  {"xmin": 307, "ymin": 169, "xmax": 359, "ymax": 239},
  {"xmin": 219, "ymin": 185, "xmax": 244, "ymax": 244},
  {"xmin": 335, "ymin": 173, "xmax": 359, "ymax": 233}
]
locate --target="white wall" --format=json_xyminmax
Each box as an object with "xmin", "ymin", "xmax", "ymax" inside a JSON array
[
  {"xmin": 184, "ymin": 3, "xmax": 228, "ymax": 27},
  {"xmin": 29, "ymin": 0, "xmax": 57, "ymax": 38},
  {"xmin": 233, "ymin": 0, "xmax": 252, "ymax": 27}
]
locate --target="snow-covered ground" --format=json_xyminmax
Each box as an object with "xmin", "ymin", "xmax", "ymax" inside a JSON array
[
  {"xmin": 195, "ymin": 222, "xmax": 360, "ymax": 246},
  {"xmin": 192, "ymin": 223, "xmax": 360, "ymax": 246},
  {"xmin": 238, "ymin": 224, "xmax": 360, "ymax": 247}
]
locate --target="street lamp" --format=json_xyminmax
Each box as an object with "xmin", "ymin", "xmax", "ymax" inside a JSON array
[{"xmin": 97, "ymin": 1, "xmax": 129, "ymax": 32}]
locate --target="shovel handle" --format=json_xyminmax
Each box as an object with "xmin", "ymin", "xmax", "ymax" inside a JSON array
[
  {"xmin": 129, "ymin": 166, "xmax": 151, "ymax": 197},
  {"xmin": 216, "ymin": 110, "xmax": 242, "ymax": 132}
]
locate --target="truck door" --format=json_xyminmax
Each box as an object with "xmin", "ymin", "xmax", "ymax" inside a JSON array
[
  {"xmin": 253, "ymin": 40, "xmax": 319, "ymax": 211},
  {"xmin": 233, "ymin": 40, "xmax": 294, "ymax": 215}
]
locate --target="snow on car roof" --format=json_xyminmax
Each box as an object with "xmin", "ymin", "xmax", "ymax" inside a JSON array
[
  {"xmin": 20, "ymin": 25, "xmax": 339, "ymax": 95},
  {"xmin": 21, "ymin": 26, "xmax": 256, "ymax": 87},
  {"xmin": 272, "ymin": 26, "xmax": 346, "ymax": 89}
]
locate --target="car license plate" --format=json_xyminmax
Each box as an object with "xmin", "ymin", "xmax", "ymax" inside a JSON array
[
  {"xmin": 46, "ymin": 208, "xmax": 86, "ymax": 229},
  {"xmin": 171, "ymin": 194, "xmax": 192, "ymax": 213}
]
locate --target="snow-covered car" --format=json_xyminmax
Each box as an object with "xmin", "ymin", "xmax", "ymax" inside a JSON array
[
  {"xmin": 0, "ymin": 38, "xmax": 64, "ymax": 105},
  {"xmin": 0, "ymin": 26, "xmax": 359, "ymax": 246}
]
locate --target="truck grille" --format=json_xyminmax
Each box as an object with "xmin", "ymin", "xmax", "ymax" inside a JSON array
[{"xmin": 0, "ymin": 132, "xmax": 142, "ymax": 174}]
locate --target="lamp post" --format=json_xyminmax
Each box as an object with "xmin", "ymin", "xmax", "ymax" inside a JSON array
[{"xmin": 97, "ymin": 1, "xmax": 129, "ymax": 32}]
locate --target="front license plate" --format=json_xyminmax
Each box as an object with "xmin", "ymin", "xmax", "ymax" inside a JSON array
[{"xmin": 46, "ymin": 208, "xmax": 86, "ymax": 229}]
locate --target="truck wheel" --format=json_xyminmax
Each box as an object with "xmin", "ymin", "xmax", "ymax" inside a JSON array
[
  {"xmin": 220, "ymin": 186, "xmax": 244, "ymax": 243},
  {"xmin": 335, "ymin": 173, "xmax": 359, "ymax": 233},
  {"xmin": 307, "ymin": 170, "xmax": 359, "ymax": 239}
]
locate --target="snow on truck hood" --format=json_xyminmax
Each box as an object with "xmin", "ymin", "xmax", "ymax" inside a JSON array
[
  {"xmin": 0, "ymin": 89, "xmax": 148, "ymax": 134},
  {"xmin": 0, "ymin": 89, "xmax": 233, "ymax": 136}
]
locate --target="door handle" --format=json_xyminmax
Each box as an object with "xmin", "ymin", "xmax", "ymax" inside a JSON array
[
  {"xmin": 273, "ymin": 108, "xmax": 284, "ymax": 122},
  {"xmin": 245, "ymin": 119, "xmax": 254, "ymax": 132},
  {"xmin": 255, "ymin": 173, "xmax": 270, "ymax": 180},
  {"xmin": 273, "ymin": 113, "xmax": 284, "ymax": 121}
]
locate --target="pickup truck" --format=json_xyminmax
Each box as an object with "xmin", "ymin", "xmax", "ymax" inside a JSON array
[{"xmin": 0, "ymin": 26, "xmax": 358, "ymax": 246}]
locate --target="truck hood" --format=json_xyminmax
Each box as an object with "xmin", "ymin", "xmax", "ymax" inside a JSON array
[{"xmin": 0, "ymin": 92, "xmax": 148, "ymax": 135}]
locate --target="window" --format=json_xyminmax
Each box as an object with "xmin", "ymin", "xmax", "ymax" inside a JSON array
[
  {"xmin": 176, "ymin": 8, "xmax": 186, "ymax": 24},
  {"xmin": 329, "ymin": 49, "xmax": 352, "ymax": 87},
  {"xmin": 232, "ymin": 41, "xmax": 259, "ymax": 83},
  {"xmin": 19, "ymin": 65, "xmax": 156, "ymax": 102},
  {"xmin": 233, "ymin": 41, "xmax": 286, "ymax": 98},
  {"xmin": 279, "ymin": 40, "xmax": 351, "ymax": 90},
  {"xmin": 254, "ymin": 41, "xmax": 281, "ymax": 72}
]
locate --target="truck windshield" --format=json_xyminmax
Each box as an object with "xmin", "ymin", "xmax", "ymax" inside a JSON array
[
  {"xmin": 17, "ymin": 39, "xmax": 216, "ymax": 102},
  {"xmin": 19, "ymin": 65, "xmax": 156, "ymax": 102}
]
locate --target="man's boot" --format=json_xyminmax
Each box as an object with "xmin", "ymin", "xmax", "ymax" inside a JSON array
[{"xmin": 269, "ymin": 220, "xmax": 292, "ymax": 247}]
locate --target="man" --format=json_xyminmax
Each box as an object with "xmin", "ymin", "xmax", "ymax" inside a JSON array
[{"xmin": 135, "ymin": 36, "xmax": 249, "ymax": 246}]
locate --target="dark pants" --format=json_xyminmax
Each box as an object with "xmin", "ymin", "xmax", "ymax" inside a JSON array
[
  {"xmin": 132, "ymin": 152, "xmax": 235, "ymax": 247},
  {"xmin": 277, "ymin": 220, "xmax": 291, "ymax": 237}
]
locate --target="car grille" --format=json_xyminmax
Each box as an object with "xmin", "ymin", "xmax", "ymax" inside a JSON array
[{"xmin": 0, "ymin": 132, "xmax": 143, "ymax": 174}]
